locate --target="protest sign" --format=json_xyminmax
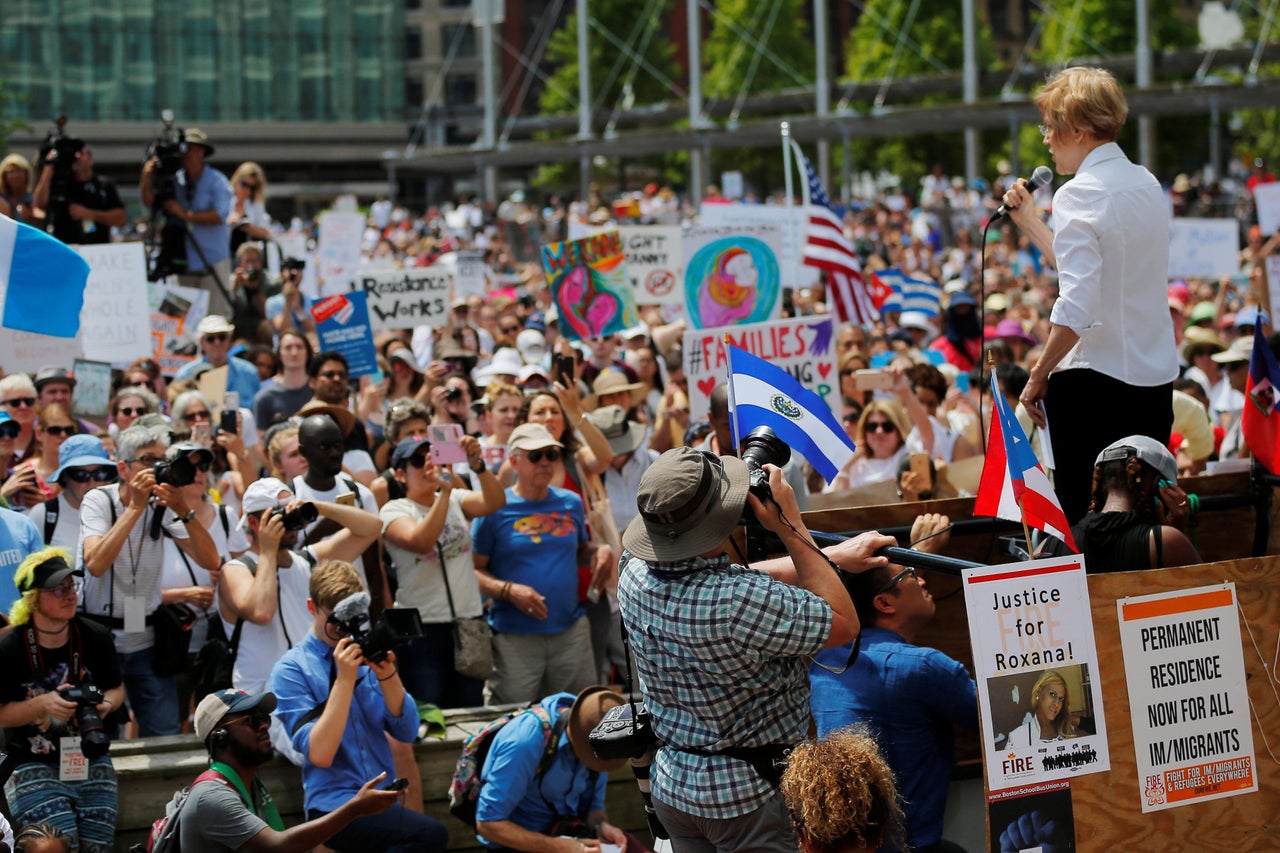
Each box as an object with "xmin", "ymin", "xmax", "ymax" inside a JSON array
[
  {"xmin": 682, "ymin": 225, "xmax": 783, "ymax": 329},
  {"xmin": 316, "ymin": 210, "xmax": 365, "ymax": 296},
  {"xmin": 963, "ymin": 555, "xmax": 1111, "ymax": 792},
  {"xmin": 71, "ymin": 359, "xmax": 113, "ymax": 420},
  {"xmin": 1255, "ymin": 182, "xmax": 1280, "ymax": 235},
  {"xmin": 455, "ymin": 250, "xmax": 488, "ymax": 301},
  {"xmin": 148, "ymin": 281, "xmax": 206, "ymax": 376},
  {"xmin": 1168, "ymin": 219, "xmax": 1240, "ymax": 278},
  {"xmin": 618, "ymin": 225, "xmax": 683, "ymax": 305},
  {"xmin": 683, "ymin": 316, "xmax": 836, "ymax": 423},
  {"xmin": 698, "ymin": 203, "xmax": 817, "ymax": 290},
  {"xmin": 0, "ymin": 330, "xmax": 82, "ymax": 374},
  {"xmin": 311, "ymin": 291, "xmax": 379, "ymax": 377},
  {"xmin": 76, "ymin": 243, "xmax": 151, "ymax": 365},
  {"xmin": 541, "ymin": 230, "xmax": 639, "ymax": 342},
  {"xmin": 1117, "ymin": 584, "xmax": 1256, "ymax": 812},
  {"xmin": 357, "ymin": 267, "xmax": 452, "ymax": 331}
]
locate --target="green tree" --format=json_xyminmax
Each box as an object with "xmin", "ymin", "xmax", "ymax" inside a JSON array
[
  {"xmin": 1034, "ymin": 0, "xmax": 1197, "ymax": 67},
  {"xmin": 0, "ymin": 79, "xmax": 31, "ymax": 155},
  {"xmin": 839, "ymin": 0, "xmax": 998, "ymax": 191}
]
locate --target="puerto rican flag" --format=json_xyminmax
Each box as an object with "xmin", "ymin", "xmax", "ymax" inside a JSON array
[
  {"xmin": 974, "ymin": 373, "xmax": 1077, "ymax": 550},
  {"xmin": 793, "ymin": 142, "xmax": 876, "ymax": 325}
]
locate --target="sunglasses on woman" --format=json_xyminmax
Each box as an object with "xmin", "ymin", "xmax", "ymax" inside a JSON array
[
  {"xmin": 117, "ymin": 407, "xmax": 148, "ymax": 417},
  {"xmin": 524, "ymin": 448, "xmax": 562, "ymax": 464},
  {"xmin": 183, "ymin": 410, "xmax": 211, "ymax": 423},
  {"xmin": 865, "ymin": 420, "xmax": 896, "ymax": 434},
  {"xmin": 0, "ymin": 422, "xmax": 19, "ymax": 439},
  {"xmin": 65, "ymin": 468, "xmax": 118, "ymax": 484},
  {"xmin": 406, "ymin": 453, "xmax": 432, "ymax": 469},
  {"xmin": 4, "ymin": 397, "xmax": 35, "ymax": 408},
  {"xmin": 44, "ymin": 425, "xmax": 77, "ymax": 437}
]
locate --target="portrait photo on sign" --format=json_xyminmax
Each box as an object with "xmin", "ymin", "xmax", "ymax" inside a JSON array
[{"xmin": 988, "ymin": 665, "xmax": 1098, "ymax": 752}]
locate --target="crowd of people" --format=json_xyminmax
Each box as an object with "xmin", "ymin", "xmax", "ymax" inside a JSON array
[{"xmin": 0, "ymin": 64, "xmax": 1276, "ymax": 852}]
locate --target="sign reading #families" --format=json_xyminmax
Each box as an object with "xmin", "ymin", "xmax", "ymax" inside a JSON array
[
  {"xmin": 963, "ymin": 556, "xmax": 1111, "ymax": 793},
  {"xmin": 358, "ymin": 268, "xmax": 452, "ymax": 331},
  {"xmin": 311, "ymin": 291, "xmax": 379, "ymax": 377},
  {"xmin": 683, "ymin": 316, "xmax": 836, "ymax": 423},
  {"xmin": 1117, "ymin": 584, "xmax": 1257, "ymax": 813}
]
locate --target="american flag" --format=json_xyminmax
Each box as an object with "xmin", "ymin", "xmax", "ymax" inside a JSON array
[{"xmin": 797, "ymin": 151, "xmax": 877, "ymax": 325}]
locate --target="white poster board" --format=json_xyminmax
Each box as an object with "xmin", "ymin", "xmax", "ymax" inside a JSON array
[
  {"xmin": 1168, "ymin": 218, "xmax": 1240, "ymax": 278},
  {"xmin": 454, "ymin": 250, "xmax": 488, "ymax": 301},
  {"xmin": 698, "ymin": 203, "xmax": 819, "ymax": 289},
  {"xmin": 618, "ymin": 225, "xmax": 683, "ymax": 305},
  {"xmin": 76, "ymin": 243, "xmax": 152, "ymax": 365},
  {"xmin": 1117, "ymin": 583, "xmax": 1257, "ymax": 812},
  {"xmin": 317, "ymin": 210, "xmax": 366, "ymax": 297},
  {"xmin": 682, "ymin": 316, "xmax": 837, "ymax": 422},
  {"xmin": 358, "ymin": 267, "xmax": 452, "ymax": 331},
  {"xmin": 1254, "ymin": 182, "xmax": 1280, "ymax": 235},
  {"xmin": 963, "ymin": 555, "xmax": 1112, "ymax": 793}
]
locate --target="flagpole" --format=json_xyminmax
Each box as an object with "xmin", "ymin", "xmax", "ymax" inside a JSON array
[
  {"xmin": 782, "ymin": 121, "xmax": 793, "ymax": 210},
  {"xmin": 724, "ymin": 332, "xmax": 740, "ymax": 451},
  {"xmin": 1016, "ymin": 496, "xmax": 1035, "ymax": 557}
]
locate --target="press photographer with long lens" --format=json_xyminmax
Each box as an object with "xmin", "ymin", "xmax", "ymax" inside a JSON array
[
  {"xmin": 616, "ymin": 445, "xmax": 895, "ymax": 852},
  {"xmin": 78, "ymin": 424, "xmax": 219, "ymax": 737},
  {"xmin": 0, "ymin": 547, "xmax": 125, "ymax": 853},
  {"xmin": 139, "ymin": 120, "xmax": 233, "ymax": 318},
  {"xmin": 270, "ymin": 559, "xmax": 448, "ymax": 852},
  {"xmin": 32, "ymin": 119, "xmax": 125, "ymax": 245}
]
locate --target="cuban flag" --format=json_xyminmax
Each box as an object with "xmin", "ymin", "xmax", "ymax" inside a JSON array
[
  {"xmin": 1243, "ymin": 321, "xmax": 1280, "ymax": 474},
  {"xmin": 974, "ymin": 373, "xmax": 1077, "ymax": 550},
  {"xmin": 0, "ymin": 215, "xmax": 89, "ymax": 338},
  {"xmin": 866, "ymin": 268, "xmax": 941, "ymax": 318},
  {"xmin": 726, "ymin": 343, "xmax": 856, "ymax": 482}
]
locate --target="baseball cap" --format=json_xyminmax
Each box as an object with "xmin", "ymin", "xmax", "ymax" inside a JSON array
[
  {"xmin": 391, "ymin": 436, "xmax": 431, "ymax": 469},
  {"xmin": 193, "ymin": 689, "xmax": 277, "ymax": 743},
  {"xmin": 1237, "ymin": 306, "xmax": 1269, "ymax": 328},
  {"xmin": 34, "ymin": 366, "xmax": 75, "ymax": 391},
  {"xmin": 622, "ymin": 446, "xmax": 748, "ymax": 562},
  {"xmin": 507, "ymin": 423, "xmax": 563, "ymax": 454},
  {"xmin": 237, "ymin": 477, "xmax": 292, "ymax": 529},
  {"xmin": 1095, "ymin": 435, "xmax": 1177, "ymax": 484},
  {"xmin": 516, "ymin": 329, "xmax": 548, "ymax": 364},
  {"xmin": 16, "ymin": 550, "xmax": 82, "ymax": 593},
  {"xmin": 1210, "ymin": 337, "xmax": 1252, "ymax": 365}
]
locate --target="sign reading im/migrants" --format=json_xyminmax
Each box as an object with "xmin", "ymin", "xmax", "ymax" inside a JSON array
[
  {"xmin": 1117, "ymin": 584, "xmax": 1256, "ymax": 813},
  {"xmin": 358, "ymin": 268, "xmax": 452, "ymax": 331},
  {"xmin": 963, "ymin": 556, "xmax": 1111, "ymax": 793},
  {"xmin": 682, "ymin": 316, "xmax": 836, "ymax": 423}
]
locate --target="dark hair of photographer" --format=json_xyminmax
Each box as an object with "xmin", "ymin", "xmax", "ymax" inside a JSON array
[
  {"xmin": 0, "ymin": 549, "xmax": 125, "ymax": 852},
  {"xmin": 780, "ymin": 728, "xmax": 905, "ymax": 853},
  {"xmin": 14, "ymin": 822, "xmax": 71, "ymax": 853}
]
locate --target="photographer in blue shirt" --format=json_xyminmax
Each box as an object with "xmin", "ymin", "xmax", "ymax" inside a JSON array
[{"xmin": 270, "ymin": 559, "xmax": 447, "ymax": 852}]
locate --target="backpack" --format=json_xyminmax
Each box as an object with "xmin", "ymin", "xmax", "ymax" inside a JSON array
[
  {"xmin": 448, "ymin": 704, "xmax": 568, "ymax": 828},
  {"xmin": 131, "ymin": 768, "xmax": 231, "ymax": 853}
]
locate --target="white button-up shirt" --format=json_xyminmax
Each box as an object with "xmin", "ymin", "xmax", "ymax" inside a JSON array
[{"xmin": 1049, "ymin": 142, "xmax": 1178, "ymax": 387}]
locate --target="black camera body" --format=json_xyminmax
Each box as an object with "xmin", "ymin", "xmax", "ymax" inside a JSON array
[
  {"xmin": 144, "ymin": 110, "xmax": 189, "ymax": 281},
  {"xmin": 588, "ymin": 700, "xmax": 656, "ymax": 761},
  {"xmin": 63, "ymin": 684, "xmax": 110, "ymax": 759},
  {"xmin": 444, "ymin": 386, "xmax": 464, "ymax": 402},
  {"xmin": 739, "ymin": 426, "xmax": 792, "ymax": 505},
  {"xmin": 270, "ymin": 502, "xmax": 318, "ymax": 533},
  {"xmin": 282, "ymin": 257, "xmax": 306, "ymax": 274},
  {"xmin": 153, "ymin": 455, "xmax": 196, "ymax": 488},
  {"xmin": 40, "ymin": 117, "xmax": 85, "ymax": 243},
  {"xmin": 336, "ymin": 607, "xmax": 424, "ymax": 664}
]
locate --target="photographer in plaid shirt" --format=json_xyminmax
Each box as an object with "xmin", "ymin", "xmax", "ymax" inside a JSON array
[{"xmin": 617, "ymin": 447, "xmax": 895, "ymax": 852}]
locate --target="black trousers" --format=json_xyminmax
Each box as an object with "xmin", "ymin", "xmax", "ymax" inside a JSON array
[{"xmin": 1046, "ymin": 369, "xmax": 1173, "ymax": 525}]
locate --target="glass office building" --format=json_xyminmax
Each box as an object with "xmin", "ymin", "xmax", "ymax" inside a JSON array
[{"xmin": 0, "ymin": 0, "xmax": 405, "ymax": 123}]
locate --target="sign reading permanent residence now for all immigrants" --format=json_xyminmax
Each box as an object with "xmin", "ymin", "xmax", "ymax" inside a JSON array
[
  {"xmin": 1117, "ymin": 584, "xmax": 1257, "ymax": 813},
  {"xmin": 963, "ymin": 556, "xmax": 1111, "ymax": 793}
]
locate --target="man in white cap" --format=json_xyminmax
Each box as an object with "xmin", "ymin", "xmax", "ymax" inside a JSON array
[
  {"xmin": 617, "ymin": 447, "xmax": 895, "ymax": 852},
  {"xmin": 471, "ymin": 423, "xmax": 613, "ymax": 704},
  {"xmin": 140, "ymin": 126, "xmax": 234, "ymax": 318},
  {"xmin": 173, "ymin": 313, "xmax": 263, "ymax": 403},
  {"xmin": 182, "ymin": 688, "xmax": 401, "ymax": 852}
]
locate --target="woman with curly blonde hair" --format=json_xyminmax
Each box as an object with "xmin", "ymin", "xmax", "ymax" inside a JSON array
[{"xmin": 781, "ymin": 727, "xmax": 905, "ymax": 853}]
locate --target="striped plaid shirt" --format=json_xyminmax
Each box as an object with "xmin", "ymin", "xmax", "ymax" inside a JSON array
[{"xmin": 617, "ymin": 549, "xmax": 831, "ymax": 819}]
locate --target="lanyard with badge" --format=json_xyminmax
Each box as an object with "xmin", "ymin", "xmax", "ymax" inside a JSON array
[{"xmin": 24, "ymin": 624, "xmax": 90, "ymax": 781}]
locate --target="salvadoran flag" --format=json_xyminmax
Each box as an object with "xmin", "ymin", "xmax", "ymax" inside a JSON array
[
  {"xmin": 974, "ymin": 372, "xmax": 1077, "ymax": 550},
  {"xmin": 0, "ymin": 215, "xmax": 89, "ymax": 338},
  {"xmin": 726, "ymin": 343, "xmax": 855, "ymax": 482}
]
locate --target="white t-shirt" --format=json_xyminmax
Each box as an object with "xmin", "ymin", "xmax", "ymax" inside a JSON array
[
  {"xmin": 77, "ymin": 484, "xmax": 190, "ymax": 654},
  {"xmin": 221, "ymin": 548, "xmax": 315, "ymax": 695},
  {"xmin": 27, "ymin": 491, "xmax": 80, "ymax": 551},
  {"xmin": 161, "ymin": 504, "xmax": 249, "ymax": 648},
  {"xmin": 290, "ymin": 474, "xmax": 378, "ymax": 586},
  {"xmin": 380, "ymin": 491, "xmax": 482, "ymax": 622}
]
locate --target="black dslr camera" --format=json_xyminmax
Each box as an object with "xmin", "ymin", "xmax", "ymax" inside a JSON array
[
  {"xmin": 152, "ymin": 454, "xmax": 196, "ymax": 488},
  {"xmin": 144, "ymin": 109, "xmax": 189, "ymax": 281},
  {"xmin": 739, "ymin": 426, "xmax": 792, "ymax": 507},
  {"xmin": 270, "ymin": 502, "xmax": 318, "ymax": 532},
  {"xmin": 62, "ymin": 684, "xmax": 111, "ymax": 759},
  {"xmin": 282, "ymin": 257, "xmax": 306, "ymax": 274},
  {"xmin": 330, "ymin": 593, "xmax": 424, "ymax": 664}
]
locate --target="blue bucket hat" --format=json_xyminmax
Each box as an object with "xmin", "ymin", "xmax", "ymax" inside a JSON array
[{"xmin": 51, "ymin": 434, "xmax": 113, "ymax": 484}]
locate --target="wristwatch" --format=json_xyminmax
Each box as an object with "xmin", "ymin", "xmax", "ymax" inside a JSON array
[
  {"xmin": 469, "ymin": 459, "xmax": 486, "ymax": 474},
  {"xmin": 179, "ymin": 509, "xmax": 197, "ymax": 524}
]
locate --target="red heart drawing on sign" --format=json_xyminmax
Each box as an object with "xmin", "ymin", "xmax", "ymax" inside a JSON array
[
  {"xmin": 697, "ymin": 377, "xmax": 717, "ymax": 398},
  {"xmin": 817, "ymin": 363, "xmax": 832, "ymax": 380}
]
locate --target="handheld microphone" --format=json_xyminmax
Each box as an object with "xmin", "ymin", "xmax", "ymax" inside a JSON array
[{"xmin": 993, "ymin": 166, "xmax": 1053, "ymax": 218}]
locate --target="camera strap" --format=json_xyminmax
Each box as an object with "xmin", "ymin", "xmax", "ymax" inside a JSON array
[{"xmin": 24, "ymin": 622, "xmax": 81, "ymax": 681}]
